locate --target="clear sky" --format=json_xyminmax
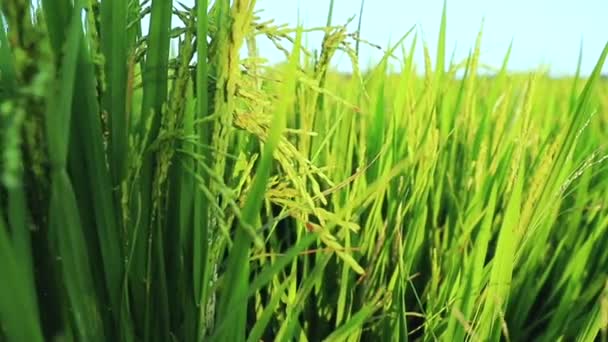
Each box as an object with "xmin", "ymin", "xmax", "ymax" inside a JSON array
[{"xmin": 183, "ymin": 0, "xmax": 608, "ymax": 76}]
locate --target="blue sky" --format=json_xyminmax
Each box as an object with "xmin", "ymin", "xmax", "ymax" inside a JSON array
[{"xmin": 183, "ymin": 0, "xmax": 608, "ymax": 76}]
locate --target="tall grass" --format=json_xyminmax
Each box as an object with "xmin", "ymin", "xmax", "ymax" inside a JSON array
[{"xmin": 1, "ymin": 0, "xmax": 608, "ymax": 341}]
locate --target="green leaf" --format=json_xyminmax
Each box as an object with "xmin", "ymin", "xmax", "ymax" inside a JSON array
[
  {"xmin": 49, "ymin": 170, "xmax": 105, "ymax": 341},
  {"xmin": 246, "ymin": 277, "xmax": 293, "ymax": 342},
  {"xmin": 324, "ymin": 293, "xmax": 382, "ymax": 342},
  {"xmin": 101, "ymin": 0, "xmax": 129, "ymax": 185},
  {"xmin": 0, "ymin": 210, "xmax": 44, "ymax": 342}
]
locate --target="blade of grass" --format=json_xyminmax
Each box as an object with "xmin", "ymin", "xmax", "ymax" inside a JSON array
[
  {"xmin": 194, "ymin": 2, "xmax": 212, "ymax": 340},
  {"xmin": 476, "ymin": 160, "xmax": 524, "ymax": 340},
  {"xmin": 0, "ymin": 209, "xmax": 44, "ymax": 342},
  {"xmin": 435, "ymin": 0, "xmax": 447, "ymax": 79},
  {"xmin": 130, "ymin": 0, "xmax": 173, "ymax": 336},
  {"xmin": 246, "ymin": 276, "xmax": 293, "ymax": 342},
  {"xmin": 355, "ymin": 0, "xmax": 365, "ymax": 57},
  {"xmin": 324, "ymin": 291, "xmax": 383, "ymax": 342},
  {"xmin": 100, "ymin": 0, "xmax": 129, "ymax": 186},
  {"xmin": 55, "ymin": 3, "xmax": 130, "ymax": 338},
  {"xmin": 49, "ymin": 170, "xmax": 106, "ymax": 341}
]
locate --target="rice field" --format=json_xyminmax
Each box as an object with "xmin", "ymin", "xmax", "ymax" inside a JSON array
[{"xmin": 1, "ymin": 0, "xmax": 608, "ymax": 341}]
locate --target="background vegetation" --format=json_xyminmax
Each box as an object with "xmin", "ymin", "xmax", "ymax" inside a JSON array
[{"xmin": 1, "ymin": 0, "xmax": 607, "ymax": 341}]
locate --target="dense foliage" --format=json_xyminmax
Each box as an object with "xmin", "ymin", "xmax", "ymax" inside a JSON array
[{"xmin": 1, "ymin": 0, "xmax": 607, "ymax": 341}]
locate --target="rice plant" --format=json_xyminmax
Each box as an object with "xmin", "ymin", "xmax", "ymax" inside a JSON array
[{"xmin": 1, "ymin": 0, "xmax": 607, "ymax": 341}]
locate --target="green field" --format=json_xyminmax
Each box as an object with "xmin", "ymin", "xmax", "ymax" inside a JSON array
[{"xmin": 1, "ymin": 1, "xmax": 608, "ymax": 341}]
